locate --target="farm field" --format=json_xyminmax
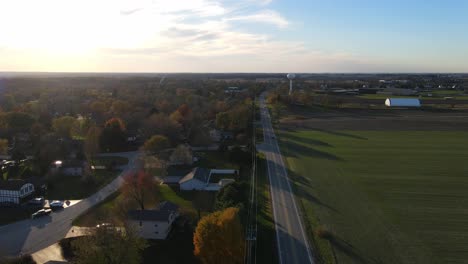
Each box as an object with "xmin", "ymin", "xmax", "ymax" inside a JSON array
[{"xmin": 278, "ymin": 130, "xmax": 468, "ymax": 264}]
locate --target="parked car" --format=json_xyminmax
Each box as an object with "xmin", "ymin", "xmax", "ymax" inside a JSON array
[
  {"xmin": 49, "ymin": 200, "xmax": 64, "ymax": 208},
  {"xmin": 31, "ymin": 209, "xmax": 52, "ymax": 219},
  {"xmin": 28, "ymin": 197, "xmax": 45, "ymax": 206}
]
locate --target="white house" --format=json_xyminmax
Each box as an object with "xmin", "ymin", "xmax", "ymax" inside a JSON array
[
  {"xmin": 178, "ymin": 167, "xmax": 237, "ymax": 191},
  {"xmin": 178, "ymin": 167, "xmax": 211, "ymax": 191},
  {"xmin": 0, "ymin": 179, "xmax": 35, "ymax": 205},
  {"xmin": 127, "ymin": 201, "xmax": 179, "ymax": 240},
  {"xmin": 385, "ymin": 98, "xmax": 421, "ymax": 107}
]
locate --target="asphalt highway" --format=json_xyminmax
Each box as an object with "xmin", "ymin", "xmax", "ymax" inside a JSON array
[{"xmin": 259, "ymin": 93, "xmax": 314, "ymax": 264}]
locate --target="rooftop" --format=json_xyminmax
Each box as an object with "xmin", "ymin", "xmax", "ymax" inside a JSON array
[
  {"xmin": 179, "ymin": 167, "xmax": 211, "ymax": 184},
  {"xmin": 0, "ymin": 179, "xmax": 29, "ymax": 190},
  {"xmin": 127, "ymin": 201, "xmax": 179, "ymax": 222}
]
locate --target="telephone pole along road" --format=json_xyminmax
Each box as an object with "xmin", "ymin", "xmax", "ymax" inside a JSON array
[{"xmin": 258, "ymin": 93, "xmax": 314, "ymax": 264}]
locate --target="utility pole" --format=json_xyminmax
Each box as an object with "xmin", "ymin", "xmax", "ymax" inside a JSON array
[{"xmin": 245, "ymin": 96, "xmax": 258, "ymax": 264}]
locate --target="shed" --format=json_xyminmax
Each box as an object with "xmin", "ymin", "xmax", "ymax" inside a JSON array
[{"xmin": 385, "ymin": 98, "xmax": 421, "ymax": 107}]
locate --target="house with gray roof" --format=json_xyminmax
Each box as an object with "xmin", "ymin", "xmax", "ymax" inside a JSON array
[
  {"xmin": 177, "ymin": 167, "xmax": 237, "ymax": 191},
  {"xmin": 127, "ymin": 201, "xmax": 179, "ymax": 240}
]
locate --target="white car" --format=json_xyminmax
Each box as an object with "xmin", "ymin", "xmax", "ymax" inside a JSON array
[
  {"xmin": 31, "ymin": 209, "xmax": 52, "ymax": 219},
  {"xmin": 49, "ymin": 200, "xmax": 64, "ymax": 208},
  {"xmin": 29, "ymin": 197, "xmax": 45, "ymax": 205}
]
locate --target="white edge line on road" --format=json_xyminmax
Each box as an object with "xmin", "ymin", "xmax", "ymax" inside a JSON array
[{"xmin": 270, "ymin": 121, "xmax": 315, "ymax": 264}]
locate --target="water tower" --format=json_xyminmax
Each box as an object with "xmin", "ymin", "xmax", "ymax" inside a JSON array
[{"xmin": 287, "ymin": 73, "xmax": 296, "ymax": 95}]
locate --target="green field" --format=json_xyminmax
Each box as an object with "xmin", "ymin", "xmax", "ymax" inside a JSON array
[{"xmin": 278, "ymin": 130, "xmax": 468, "ymax": 264}]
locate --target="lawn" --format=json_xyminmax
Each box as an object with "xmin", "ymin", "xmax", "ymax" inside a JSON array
[
  {"xmin": 194, "ymin": 151, "xmax": 240, "ymax": 170},
  {"xmin": 46, "ymin": 170, "xmax": 121, "ymax": 200},
  {"xmin": 278, "ymin": 130, "xmax": 468, "ymax": 264},
  {"xmin": 72, "ymin": 191, "xmax": 123, "ymax": 226}
]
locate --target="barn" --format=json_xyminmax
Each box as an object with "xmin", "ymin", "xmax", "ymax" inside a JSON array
[{"xmin": 385, "ymin": 98, "xmax": 421, "ymax": 107}]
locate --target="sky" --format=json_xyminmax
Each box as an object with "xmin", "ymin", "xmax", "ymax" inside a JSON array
[{"xmin": 0, "ymin": 0, "xmax": 467, "ymax": 73}]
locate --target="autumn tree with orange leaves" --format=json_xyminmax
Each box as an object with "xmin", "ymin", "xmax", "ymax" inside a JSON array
[
  {"xmin": 193, "ymin": 207, "xmax": 245, "ymax": 264},
  {"xmin": 121, "ymin": 171, "xmax": 155, "ymax": 210}
]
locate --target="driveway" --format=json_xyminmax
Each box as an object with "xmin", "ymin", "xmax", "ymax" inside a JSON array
[{"xmin": 0, "ymin": 151, "xmax": 141, "ymax": 257}]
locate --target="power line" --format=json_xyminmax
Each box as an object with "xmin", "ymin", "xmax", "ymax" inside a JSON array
[{"xmin": 245, "ymin": 96, "xmax": 258, "ymax": 264}]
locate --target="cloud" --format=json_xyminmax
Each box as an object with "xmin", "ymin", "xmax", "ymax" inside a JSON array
[
  {"xmin": 0, "ymin": 0, "xmax": 366, "ymax": 72},
  {"xmin": 226, "ymin": 10, "xmax": 289, "ymax": 28}
]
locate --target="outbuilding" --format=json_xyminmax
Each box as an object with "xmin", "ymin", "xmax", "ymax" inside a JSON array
[{"xmin": 385, "ymin": 98, "xmax": 421, "ymax": 108}]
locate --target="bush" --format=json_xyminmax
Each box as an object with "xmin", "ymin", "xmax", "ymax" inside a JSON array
[
  {"xmin": 315, "ymin": 225, "xmax": 333, "ymax": 240},
  {"xmin": 59, "ymin": 237, "xmax": 79, "ymax": 260},
  {"xmin": 0, "ymin": 255, "xmax": 36, "ymax": 264}
]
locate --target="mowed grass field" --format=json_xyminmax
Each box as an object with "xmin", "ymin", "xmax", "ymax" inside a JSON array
[{"xmin": 277, "ymin": 130, "xmax": 468, "ymax": 264}]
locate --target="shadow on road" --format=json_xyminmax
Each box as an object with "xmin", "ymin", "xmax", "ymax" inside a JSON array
[{"xmin": 275, "ymin": 227, "xmax": 314, "ymax": 263}]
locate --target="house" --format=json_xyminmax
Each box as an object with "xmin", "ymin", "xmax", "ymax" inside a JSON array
[
  {"xmin": 0, "ymin": 178, "xmax": 45, "ymax": 205},
  {"xmin": 224, "ymin": 87, "xmax": 245, "ymax": 94},
  {"xmin": 51, "ymin": 160, "xmax": 85, "ymax": 176},
  {"xmin": 178, "ymin": 167, "xmax": 211, "ymax": 191},
  {"xmin": 127, "ymin": 201, "xmax": 179, "ymax": 240},
  {"xmin": 178, "ymin": 167, "xmax": 237, "ymax": 191},
  {"xmin": 385, "ymin": 98, "xmax": 421, "ymax": 108}
]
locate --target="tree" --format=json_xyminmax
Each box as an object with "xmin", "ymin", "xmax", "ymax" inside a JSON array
[
  {"xmin": 0, "ymin": 139, "xmax": 8, "ymax": 155},
  {"xmin": 35, "ymin": 133, "xmax": 66, "ymax": 174},
  {"xmin": 1, "ymin": 94, "xmax": 16, "ymax": 111},
  {"xmin": 121, "ymin": 170, "xmax": 155, "ymax": 210},
  {"xmin": 193, "ymin": 207, "xmax": 245, "ymax": 264},
  {"xmin": 214, "ymin": 182, "xmax": 248, "ymax": 211},
  {"xmin": 71, "ymin": 224, "xmax": 146, "ymax": 264},
  {"xmin": 71, "ymin": 116, "xmax": 95, "ymax": 140},
  {"xmin": 142, "ymin": 113, "xmax": 181, "ymax": 143},
  {"xmin": 170, "ymin": 104, "xmax": 193, "ymax": 129},
  {"xmin": 169, "ymin": 144, "xmax": 192, "ymax": 165},
  {"xmin": 143, "ymin": 135, "xmax": 169, "ymax": 154},
  {"xmin": 52, "ymin": 116, "xmax": 76, "ymax": 138},
  {"xmin": 100, "ymin": 118, "xmax": 127, "ymax": 152},
  {"xmin": 84, "ymin": 126, "xmax": 101, "ymax": 163},
  {"xmin": 215, "ymin": 112, "xmax": 230, "ymax": 130},
  {"xmin": 4, "ymin": 112, "xmax": 35, "ymax": 133}
]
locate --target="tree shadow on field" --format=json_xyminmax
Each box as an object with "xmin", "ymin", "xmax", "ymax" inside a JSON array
[
  {"xmin": 280, "ymin": 140, "xmax": 344, "ymax": 161},
  {"xmin": 287, "ymin": 168, "xmax": 312, "ymax": 187},
  {"xmin": 327, "ymin": 235, "xmax": 380, "ymax": 264},
  {"xmin": 312, "ymin": 129, "xmax": 368, "ymax": 140},
  {"xmin": 287, "ymin": 169, "xmax": 340, "ymax": 214},
  {"xmin": 283, "ymin": 133, "xmax": 333, "ymax": 147}
]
